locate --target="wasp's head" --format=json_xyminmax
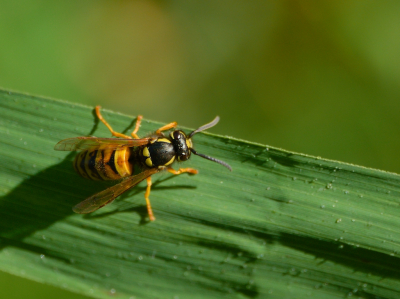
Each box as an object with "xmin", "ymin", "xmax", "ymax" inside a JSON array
[
  {"xmin": 170, "ymin": 130, "xmax": 192, "ymax": 162},
  {"xmin": 170, "ymin": 117, "xmax": 232, "ymax": 171}
]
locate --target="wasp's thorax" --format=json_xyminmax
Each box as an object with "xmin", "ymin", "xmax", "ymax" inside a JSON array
[{"xmin": 139, "ymin": 116, "xmax": 232, "ymax": 171}]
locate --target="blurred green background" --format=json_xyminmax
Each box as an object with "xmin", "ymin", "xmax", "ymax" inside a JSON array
[{"xmin": 1, "ymin": 1, "xmax": 400, "ymax": 298}]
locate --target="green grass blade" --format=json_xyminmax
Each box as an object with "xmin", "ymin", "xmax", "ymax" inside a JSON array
[{"xmin": 0, "ymin": 89, "xmax": 399, "ymax": 298}]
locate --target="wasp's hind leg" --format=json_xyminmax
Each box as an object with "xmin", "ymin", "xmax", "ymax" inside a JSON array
[
  {"xmin": 167, "ymin": 168, "xmax": 198, "ymax": 175},
  {"xmin": 145, "ymin": 177, "xmax": 156, "ymax": 221},
  {"xmin": 96, "ymin": 105, "xmax": 133, "ymax": 139},
  {"xmin": 144, "ymin": 168, "xmax": 197, "ymax": 221}
]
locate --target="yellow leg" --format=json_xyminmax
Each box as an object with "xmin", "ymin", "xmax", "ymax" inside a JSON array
[
  {"xmin": 131, "ymin": 115, "xmax": 143, "ymax": 139},
  {"xmin": 145, "ymin": 177, "xmax": 156, "ymax": 221},
  {"xmin": 96, "ymin": 106, "xmax": 132, "ymax": 139},
  {"xmin": 156, "ymin": 121, "xmax": 177, "ymax": 135},
  {"xmin": 167, "ymin": 168, "xmax": 199, "ymax": 175}
]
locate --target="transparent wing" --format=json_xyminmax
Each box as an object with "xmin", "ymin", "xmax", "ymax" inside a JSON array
[
  {"xmin": 72, "ymin": 168, "xmax": 160, "ymax": 214},
  {"xmin": 54, "ymin": 136, "xmax": 152, "ymax": 151}
]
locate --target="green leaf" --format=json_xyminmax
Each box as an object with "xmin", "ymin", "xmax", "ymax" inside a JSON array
[{"xmin": 0, "ymin": 89, "xmax": 399, "ymax": 298}]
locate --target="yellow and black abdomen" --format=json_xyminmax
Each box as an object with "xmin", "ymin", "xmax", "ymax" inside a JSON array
[{"xmin": 73, "ymin": 147, "xmax": 133, "ymax": 180}]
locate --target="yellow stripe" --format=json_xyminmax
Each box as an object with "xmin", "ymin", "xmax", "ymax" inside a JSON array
[
  {"xmin": 76, "ymin": 151, "xmax": 93, "ymax": 179},
  {"xmin": 85, "ymin": 150, "xmax": 102, "ymax": 180},
  {"xmin": 102, "ymin": 149, "xmax": 121, "ymax": 180},
  {"xmin": 164, "ymin": 156, "xmax": 175, "ymax": 166},
  {"xmin": 114, "ymin": 148, "xmax": 132, "ymax": 177},
  {"xmin": 157, "ymin": 138, "xmax": 171, "ymax": 143}
]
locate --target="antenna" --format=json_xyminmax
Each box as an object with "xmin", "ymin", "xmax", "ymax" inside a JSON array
[
  {"xmin": 188, "ymin": 116, "xmax": 232, "ymax": 171},
  {"xmin": 190, "ymin": 149, "xmax": 232, "ymax": 171},
  {"xmin": 189, "ymin": 116, "xmax": 220, "ymax": 138}
]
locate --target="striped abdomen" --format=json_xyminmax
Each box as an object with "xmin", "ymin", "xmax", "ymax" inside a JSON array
[{"xmin": 73, "ymin": 148, "xmax": 133, "ymax": 180}]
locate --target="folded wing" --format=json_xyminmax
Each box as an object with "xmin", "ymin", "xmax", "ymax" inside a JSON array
[
  {"xmin": 72, "ymin": 168, "xmax": 160, "ymax": 214},
  {"xmin": 54, "ymin": 136, "xmax": 152, "ymax": 151}
]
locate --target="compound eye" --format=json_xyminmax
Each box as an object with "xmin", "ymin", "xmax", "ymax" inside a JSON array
[
  {"xmin": 179, "ymin": 152, "xmax": 190, "ymax": 161},
  {"xmin": 173, "ymin": 131, "xmax": 181, "ymax": 139}
]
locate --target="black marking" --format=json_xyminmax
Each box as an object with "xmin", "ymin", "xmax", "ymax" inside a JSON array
[
  {"xmin": 87, "ymin": 150, "xmax": 101, "ymax": 180},
  {"xmin": 78, "ymin": 151, "xmax": 90, "ymax": 178},
  {"xmin": 108, "ymin": 150, "xmax": 119, "ymax": 175}
]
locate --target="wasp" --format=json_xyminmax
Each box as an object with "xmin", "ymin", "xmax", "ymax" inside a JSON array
[{"xmin": 55, "ymin": 106, "xmax": 231, "ymax": 221}]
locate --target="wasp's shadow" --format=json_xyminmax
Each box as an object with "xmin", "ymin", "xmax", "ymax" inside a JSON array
[
  {"xmin": 0, "ymin": 109, "xmax": 101, "ymax": 248},
  {"xmin": 0, "ymin": 109, "xmax": 200, "ymax": 250}
]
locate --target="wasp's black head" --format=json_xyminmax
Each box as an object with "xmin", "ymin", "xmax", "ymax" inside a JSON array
[
  {"xmin": 170, "ymin": 130, "xmax": 192, "ymax": 161},
  {"xmin": 169, "ymin": 117, "xmax": 232, "ymax": 171}
]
